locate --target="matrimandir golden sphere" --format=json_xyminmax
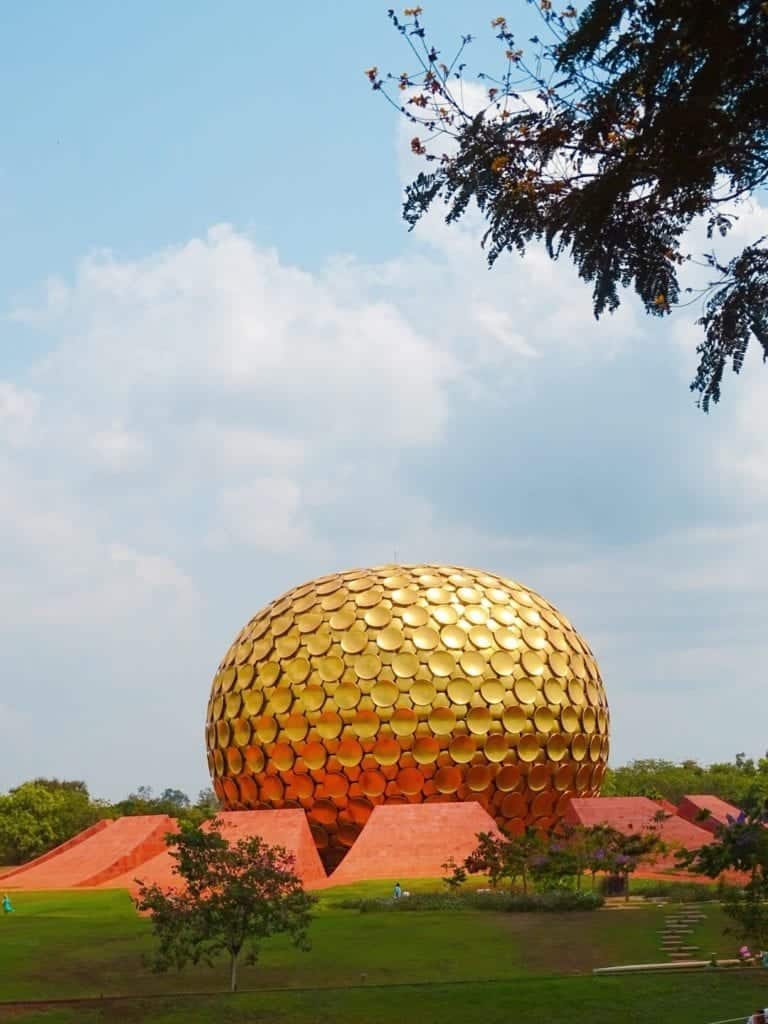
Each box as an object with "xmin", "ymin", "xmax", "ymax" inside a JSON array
[{"xmin": 206, "ymin": 564, "xmax": 609, "ymax": 870}]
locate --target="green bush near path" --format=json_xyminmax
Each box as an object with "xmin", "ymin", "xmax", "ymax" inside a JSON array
[{"xmin": 342, "ymin": 889, "xmax": 604, "ymax": 913}]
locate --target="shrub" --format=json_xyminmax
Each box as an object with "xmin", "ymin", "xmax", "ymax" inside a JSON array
[{"xmin": 339, "ymin": 890, "xmax": 603, "ymax": 913}]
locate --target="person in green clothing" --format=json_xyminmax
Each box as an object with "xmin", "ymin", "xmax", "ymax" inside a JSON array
[{"xmin": 2, "ymin": 895, "xmax": 14, "ymax": 914}]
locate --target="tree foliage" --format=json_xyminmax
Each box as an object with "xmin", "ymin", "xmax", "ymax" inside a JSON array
[
  {"xmin": 0, "ymin": 779, "xmax": 103, "ymax": 864},
  {"xmin": 0, "ymin": 781, "xmax": 221, "ymax": 865},
  {"xmin": 369, "ymin": 1, "xmax": 768, "ymax": 409},
  {"xmin": 463, "ymin": 819, "xmax": 666, "ymax": 896},
  {"xmin": 602, "ymin": 753, "xmax": 768, "ymax": 807},
  {"xmin": 135, "ymin": 820, "xmax": 315, "ymax": 993},
  {"xmin": 678, "ymin": 799, "xmax": 768, "ymax": 948}
]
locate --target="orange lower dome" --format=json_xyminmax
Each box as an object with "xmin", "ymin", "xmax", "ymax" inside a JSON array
[{"xmin": 205, "ymin": 564, "xmax": 609, "ymax": 870}]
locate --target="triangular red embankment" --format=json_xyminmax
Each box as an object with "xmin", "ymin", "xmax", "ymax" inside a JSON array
[
  {"xmin": 1, "ymin": 819, "xmax": 111, "ymax": 882},
  {"xmin": 4, "ymin": 816, "xmax": 176, "ymax": 890},
  {"xmin": 105, "ymin": 810, "xmax": 328, "ymax": 895},
  {"xmin": 328, "ymin": 801, "xmax": 501, "ymax": 886},
  {"xmin": 564, "ymin": 796, "xmax": 713, "ymax": 867},
  {"xmin": 677, "ymin": 794, "xmax": 742, "ymax": 834}
]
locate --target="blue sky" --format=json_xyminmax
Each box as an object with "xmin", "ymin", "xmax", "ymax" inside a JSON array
[{"xmin": 1, "ymin": 2, "xmax": 767, "ymax": 801}]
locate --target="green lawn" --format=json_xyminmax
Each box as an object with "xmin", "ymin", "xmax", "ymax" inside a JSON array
[{"xmin": 0, "ymin": 885, "xmax": 762, "ymax": 1024}]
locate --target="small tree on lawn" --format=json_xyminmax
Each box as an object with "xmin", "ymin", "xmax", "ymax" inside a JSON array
[
  {"xmin": 441, "ymin": 855, "xmax": 467, "ymax": 892},
  {"xmin": 135, "ymin": 819, "xmax": 316, "ymax": 993},
  {"xmin": 609, "ymin": 822, "xmax": 667, "ymax": 900},
  {"xmin": 464, "ymin": 827, "xmax": 545, "ymax": 893}
]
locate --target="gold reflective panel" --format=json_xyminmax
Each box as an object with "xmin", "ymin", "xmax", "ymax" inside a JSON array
[{"xmin": 207, "ymin": 564, "xmax": 609, "ymax": 870}]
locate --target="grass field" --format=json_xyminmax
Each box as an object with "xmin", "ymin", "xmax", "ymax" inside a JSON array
[{"xmin": 0, "ymin": 884, "xmax": 764, "ymax": 1024}]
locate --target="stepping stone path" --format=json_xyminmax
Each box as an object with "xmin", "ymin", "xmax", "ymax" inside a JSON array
[{"xmin": 659, "ymin": 905, "xmax": 707, "ymax": 960}]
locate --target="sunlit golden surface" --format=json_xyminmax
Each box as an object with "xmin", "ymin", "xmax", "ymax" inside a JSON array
[{"xmin": 206, "ymin": 564, "xmax": 609, "ymax": 869}]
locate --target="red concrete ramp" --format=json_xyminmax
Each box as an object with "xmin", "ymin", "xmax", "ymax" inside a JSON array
[
  {"xmin": 564, "ymin": 796, "xmax": 713, "ymax": 866},
  {"xmin": 5, "ymin": 816, "xmax": 175, "ymax": 890},
  {"xmin": 677, "ymin": 794, "xmax": 741, "ymax": 834},
  {"xmin": 329, "ymin": 802, "xmax": 501, "ymax": 886},
  {"xmin": 105, "ymin": 810, "xmax": 328, "ymax": 894}
]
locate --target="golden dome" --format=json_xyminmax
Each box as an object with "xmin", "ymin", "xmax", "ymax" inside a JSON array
[{"xmin": 206, "ymin": 564, "xmax": 609, "ymax": 870}]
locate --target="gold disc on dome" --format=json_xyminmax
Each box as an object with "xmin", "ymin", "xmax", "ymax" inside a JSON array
[
  {"xmin": 429, "ymin": 706, "xmax": 456, "ymax": 735},
  {"xmin": 413, "ymin": 736, "xmax": 440, "ymax": 764},
  {"xmin": 341, "ymin": 629, "xmax": 368, "ymax": 654},
  {"xmin": 571, "ymin": 734, "xmax": 588, "ymax": 761},
  {"xmin": 329, "ymin": 607, "xmax": 356, "ymax": 631},
  {"xmin": 364, "ymin": 604, "xmax": 392, "ymax": 628},
  {"xmin": 302, "ymin": 741, "xmax": 327, "ymax": 770},
  {"xmin": 460, "ymin": 651, "xmax": 486, "ymax": 677},
  {"xmin": 449, "ymin": 735, "xmax": 476, "ymax": 763},
  {"xmin": 412, "ymin": 626, "xmax": 440, "ymax": 650},
  {"xmin": 306, "ymin": 631, "xmax": 332, "ymax": 656},
  {"xmin": 518, "ymin": 734, "xmax": 541, "ymax": 762},
  {"xmin": 397, "ymin": 767, "xmax": 424, "ymax": 795},
  {"xmin": 337, "ymin": 738, "xmax": 363, "ymax": 767},
  {"xmin": 351, "ymin": 709, "xmax": 380, "ymax": 738},
  {"xmin": 243, "ymin": 689, "xmax": 263, "ymax": 716},
  {"xmin": 286, "ymin": 658, "xmax": 311, "ymax": 684},
  {"xmin": 401, "ymin": 604, "xmax": 429, "ymax": 627},
  {"xmin": 464, "ymin": 605, "xmax": 489, "ymax": 626},
  {"xmin": 433, "ymin": 605, "xmax": 458, "ymax": 625},
  {"xmin": 440, "ymin": 624, "xmax": 466, "ymax": 650},
  {"xmin": 354, "ymin": 653, "xmax": 382, "ymax": 680},
  {"xmin": 485, "ymin": 734, "xmax": 508, "ymax": 762},
  {"xmin": 503, "ymin": 705, "xmax": 527, "ymax": 733},
  {"xmin": 546, "ymin": 734, "xmax": 569, "ymax": 761},
  {"xmin": 521, "ymin": 626, "xmax": 547, "ymax": 650},
  {"xmin": 392, "ymin": 652, "xmax": 419, "ymax": 678},
  {"xmin": 316, "ymin": 711, "xmax": 342, "ymax": 739},
  {"xmin": 428, "ymin": 651, "xmax": 456, "ymax": 677},
  {"xmin": 447, "ymin": 678, "xmax": 474, "ymax": 705},
  {"xmin": 496, "ymin": 764, "xmax": 521, "ymax": 791},
  {"xmin": 480, "ymin": 679, "xmax": 505, "ymax": 704},
  {"xmin": 467, "ymin": 707, "xmax": 491, "ymax": 735},
  {"xmin": 495, "ymin": 628, "xmax": 520, "ymax": 651},
  {"xmin": 467, "ymin": 764, "xmax": 493, "ymax": 791},
  {"xmin": 534, "ymin": 707, "xmax": 555, "ymax": 733},
  {"xmin": 560, "ymin": 706, "xmax": 580, "ymax": 733},
  {"xmin": 391, "ymin": 707, "xmax": 418, "ymax": 735},
  {"xmin": 521, "ymin": 651, "xmax": 544, "ymax": 676},
  {"xmin": 469, "ymin": 625, "xmax": 494, "ymax": 649},
  {"xmin": 411, "ymin": 678, "xmax": 437, "ymax": 706},
  {"xmin": 300, "ymin": 685, "xmax": 325, "ymax": 711},
  {"xmin": 434, "ymin": 765, "xmax": 462, "ymax": 794},
  {"xmin": 335, "ymin": 683, "xmax": 361, "ymax": 710},
  {"xmin": 371, "ymin": 680, "xmax": 399, "ymax": 707},
  {"xmin": 543, "ymin": 679, "xmax": 564, "ymax": 705},
  {"xmin": 270, "ymin": 687, "xmax": 292, "ymax": 714},
  {"xmin": 528, "ymin": 764, "xmax": 549, "ymax": 791},
  {"xmin": 321, "ymin": 590, "xmax": 347, "ymax": 612},
  {"xmin": 232, "ymin": 718, "xmax": 251, "ymax": 746},
  {"xmin": 373, "ymin": 736, "xmax": 400, "ymax": 766},
  {"xmin": 376, "ymin": 626, "xmax": 404, "ymax": 652},
  {"xmin": 490, "ymin": 650, "xmax": 517, "ymax": 676},
  {"xmin": 514, "ymin": 678, "xmax": 538, "ymax": 704}
]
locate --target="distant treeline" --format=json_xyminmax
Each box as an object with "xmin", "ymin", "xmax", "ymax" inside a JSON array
[
  {"xmin": 2, "ymin": 753, "xmax": 766, "ymax": 864},
  {"xmin": 0, "ymin": 779, "xmax": 219, "ymax": 865},
  {"xmin": 601, "ymin": 753, "xmax": 768, "ymax": 807}
]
